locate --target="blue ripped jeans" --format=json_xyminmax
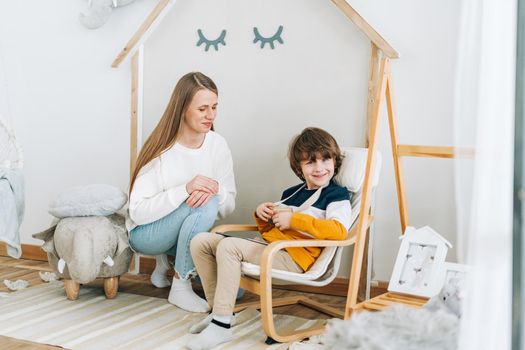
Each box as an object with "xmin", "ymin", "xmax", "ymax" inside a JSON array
[{"xmin": 129, "ymin": 196, "xmax": 219, "ymax": 280}]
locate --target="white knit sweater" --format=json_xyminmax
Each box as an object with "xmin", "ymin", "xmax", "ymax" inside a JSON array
[{"xmin": 126, "ymin": 131, "xmax": 236, "ymax": 230}]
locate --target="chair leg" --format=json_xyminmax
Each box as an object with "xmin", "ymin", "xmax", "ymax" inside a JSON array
[
  {"xmin": 64, "ymin": 279, "xmax": 80, "ymax": 300},
  {"xmin": 104, "ymin": 276, "xmax": 119, "ymax": 299},
  {"xmin": 259, "ymin": 280, "xmax": 326, "ymax": 343}
]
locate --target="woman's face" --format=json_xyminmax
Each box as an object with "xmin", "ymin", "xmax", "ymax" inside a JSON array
[{"xmin": 182, "ymin": 88, "xmax": 218, "ymax": 135}]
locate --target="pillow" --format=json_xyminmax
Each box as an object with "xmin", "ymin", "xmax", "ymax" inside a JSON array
[
  {"xmin": 49, "ymin": 184, "xmax": 127, "ymax": 218},
  {"xmin": 334, "ymin": 147, "xmax": 382, "ymax": 192}
]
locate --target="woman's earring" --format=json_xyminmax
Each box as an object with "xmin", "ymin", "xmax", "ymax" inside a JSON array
[
  {"xmin": 196, "ymin": 29, "xmax": 227, "ymax": 51},
  {"xmin": 253, "ymin": 25, "xmax": 284, "ymax": 49}
]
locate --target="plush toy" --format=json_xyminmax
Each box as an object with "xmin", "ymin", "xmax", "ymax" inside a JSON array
[
  {"xmin": 79, "ymin": 0, "xmax": 138, "ymax": 29},
  {"xmin": 424, "ymin": 277, "xmax": 465, "ymax": 317},
  {"xmin": 33, "ymin": 184, "xmax": 132, "ymax": 300}
]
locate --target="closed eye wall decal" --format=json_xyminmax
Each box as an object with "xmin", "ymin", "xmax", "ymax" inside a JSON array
[
  {"xmin": 253, "ymin": 25, "xmax": 284, "ymax": 49},
  {"xmin": 196, "ymin": 29, "xmax": 227, "ymax": 51}
]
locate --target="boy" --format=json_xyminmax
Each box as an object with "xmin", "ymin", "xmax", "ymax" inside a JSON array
[{"xmin": 187, "ymin": 127, "xmax": 352, "ymax": 350}]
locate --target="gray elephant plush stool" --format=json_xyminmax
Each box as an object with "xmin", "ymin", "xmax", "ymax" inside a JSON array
[{"xmin": 33, "ymin": 184, "xmax": 132, "ymax": 300}]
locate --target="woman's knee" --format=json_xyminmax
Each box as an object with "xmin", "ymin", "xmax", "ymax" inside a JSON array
[
  {"xmin": 193, "ymin": 196, "xmax": 219, "ymax": 217},
  {"xmin": 128, "ymin": 232, "xmax": 150, "ymax": 254},
  {"xmin": 183, "ymin": 197, "xmax": 220, "ymax": 234}
]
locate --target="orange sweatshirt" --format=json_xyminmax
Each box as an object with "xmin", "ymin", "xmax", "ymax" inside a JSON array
[{"xmin": 255, "ymin": 213, "xmax": 348, "ymax": 271}]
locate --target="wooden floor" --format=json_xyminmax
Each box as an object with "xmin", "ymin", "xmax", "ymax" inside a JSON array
[{"xmin": 0, "ymin": 256, "xmax": 354, "ymax": 349}]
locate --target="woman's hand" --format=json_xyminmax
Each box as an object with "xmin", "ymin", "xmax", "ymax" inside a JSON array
[
  {"xmin": 256, "ymin": 202, "xmax": 276, "ymax": 222},
  {"xmin": 186, "ymin": 175, "xmax": 219, "ymax": 195},
  {"xmin": 186, "ymin": 190, "xmax": 214, "ymax": 208},
  {"xmin": 272, "ymin": 210, "xmax": 293, "ymax": 230}
]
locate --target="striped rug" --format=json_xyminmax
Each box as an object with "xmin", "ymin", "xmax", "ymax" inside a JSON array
[{"xmin": 0, "ymin": 282, "xmax": 323, "ymax": 349}]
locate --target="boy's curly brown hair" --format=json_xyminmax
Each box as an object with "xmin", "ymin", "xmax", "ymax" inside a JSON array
[{"xmin": 288, "ymin": 127, "xmax": 343, "ymax": 181}]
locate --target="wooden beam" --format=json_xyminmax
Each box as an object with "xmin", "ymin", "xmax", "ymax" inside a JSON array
[
  {"xmin": 111, "ymin": 0, "xmax": 172, "ymax": 68},
  {"xmin": 386, "ymin": 76, "xmax": 409, "ymax": 232},
  {"xmin": 130, "ymin": 51, "xmax": 139, "ymax": 177},
  {"xmin": 344, "ymin": 57, "xmax": 390, "ymax": 319},
  {"xmin": 331, "ymin": 0, "xmax": 399, "ymax": 59},
  {"xmin": 397, "ymin": 144, "xmax": 474, "ymax": 158},
  {"xmin": 366, "ymin": 43, "xmax": 380, "ymax": 145}
]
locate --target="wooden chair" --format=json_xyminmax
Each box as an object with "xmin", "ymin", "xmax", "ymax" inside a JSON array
[{"xmin": 211, "ymin": 147, "xmax": 381, "ymax": 343}]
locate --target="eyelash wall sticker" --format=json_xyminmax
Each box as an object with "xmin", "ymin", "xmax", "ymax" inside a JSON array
[
  {"xmin": 196, "ymin": 29, "xmax": 227, "ymax": 51},
  {"xmin": 253, "ymin": 25, "xmax": 284, "ymax": 49}
]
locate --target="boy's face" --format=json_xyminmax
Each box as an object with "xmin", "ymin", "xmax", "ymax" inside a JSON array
[{"xmin": 300, "ymin": 154, "xmax": 335, "ymax": 189}]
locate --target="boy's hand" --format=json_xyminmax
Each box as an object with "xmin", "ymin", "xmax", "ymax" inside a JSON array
[
  {"xmin": 256, "ymin": 202, "xmax": 275, "ymax": 222},
  {"xmin": 186, "ymin": 175, "xmax": 219, "ymax": 195},
  {"xmin": 272, "ymin": 210, "xmax": 293, "ymax": 230}
]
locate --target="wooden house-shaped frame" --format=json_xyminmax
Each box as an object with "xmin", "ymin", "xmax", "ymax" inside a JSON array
[{"xmin": 112, "ymin": 0, "xmax": 459, "ymax": 341}]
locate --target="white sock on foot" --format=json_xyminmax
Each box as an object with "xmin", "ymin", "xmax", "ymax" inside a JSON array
[
  {"xmin": 190, "ymin": 313, "xmax": 237, "ymax": 334},
  {"xmin": 186, "ymin": 320, "xmax": 233, "ymax": 350},
  {"xmin": 150, "ymin": 254, "xmax": 171, "ymax": 288},
  {"xmin": 168, "ymin": 277, "xmax": 210, "ymax": 313}
]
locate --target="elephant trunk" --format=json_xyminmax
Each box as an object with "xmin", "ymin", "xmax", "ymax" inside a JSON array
[
  {"xmin": 68, "ymin": 232, "xmax": 100, "ymax": 284},
  {"xmin": 53, "ymin": 217, "xmax": 120, "ymax": 284}
]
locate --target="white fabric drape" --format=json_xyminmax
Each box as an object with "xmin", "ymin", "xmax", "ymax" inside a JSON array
[
  {"xmin": 0, "ymin": 40, "xmax": 22, "ymax": 169},
  {"xmin": 454, "ymin": 0, "xmax": 516, "ymax": 348}
]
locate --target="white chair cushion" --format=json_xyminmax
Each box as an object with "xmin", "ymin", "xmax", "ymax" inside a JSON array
[{"xmin": 334, "ymin": 147, "xmax": 382, "ymax": 192}]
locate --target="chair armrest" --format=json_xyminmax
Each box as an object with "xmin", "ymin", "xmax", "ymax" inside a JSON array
[
  {"xmin": 210, "ymin": 224, "xmax": 258, "ymax": 233},
  {"xmin": 258, "ymin": 216, "xmax": 373, "ymax": 274}
]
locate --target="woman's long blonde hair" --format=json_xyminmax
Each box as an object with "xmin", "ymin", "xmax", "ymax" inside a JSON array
[{"xmin": 129, "ymin": 72, "xmax": 218, "ymax": 193}]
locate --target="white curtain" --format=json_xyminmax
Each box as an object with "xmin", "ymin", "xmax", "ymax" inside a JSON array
[
  {"xmin": 454, "ymin": 0, "xmax": 516, "ymax": 349},
  {"xmin": 0, "ymin": 39, "xmax": 22, "ymax": 169},
  {"xmin": 0, "ymin": 39, "xmax": 11, "ymax": 128}
]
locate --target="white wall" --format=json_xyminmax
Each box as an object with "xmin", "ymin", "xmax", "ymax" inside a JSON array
[
  {"xmin": 0, "ymin": 0, "xmax": 461, "ymax": 281},
  {"xmin": 0, "ymin": 0, "xmax": 153, "ymax": 241}
]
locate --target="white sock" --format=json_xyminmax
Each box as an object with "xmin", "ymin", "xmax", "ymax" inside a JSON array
[
  {"xmin": 150, "ymin": 254, "xmax": 171, "ymax": 288},
  {"xmin": 190, "ymin": 314, "xmax": 237, "ymax": 334},
  {"xmin": 213, "ymin": 314, "xmax": 232, "ymax": 324},
  {"xmin": 186, "ymin": 320, "xmax": 233, "ymax": 350},
  {"xmin": 168, "ymin": 277, "xmax": 210, "ymax": 313}
]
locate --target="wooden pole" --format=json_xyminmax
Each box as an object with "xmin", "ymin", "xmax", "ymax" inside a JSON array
[
  {"xmin": 112, "ymin": 0, "xmax": 171, "ymax": 68},
  {"xmin": 331, "ymin": 0, "xmax": 399, "ymax": 59},
  {"xmin": 128, "ymin": 46, "xmax": 144, "ymax": 274},
  {"xmin": 344, "ymin": 57, "xmax": 390, "ymax": 319},
  {"xmin": 385, "ymin": 76, "xmax": 409, "ymax": 232},
  {"xmin": 130, "ymin": 52, "xmax": 139, "ymax": 177},
  {"xmin": 366, "ymin": 44, "xmax": 380, "ymax": 146}
]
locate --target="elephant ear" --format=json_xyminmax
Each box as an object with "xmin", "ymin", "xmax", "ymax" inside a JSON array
[
  {"xmin": 108, "ymin": 214, "xmax": 129, "ymax": 257},
  {"xmin": 32, "ymin": 225, "xmax": 57, "ymax": 254},
  {"xmin": 115, "ymin": 229, "xmax": 129, "ymax": 257}
]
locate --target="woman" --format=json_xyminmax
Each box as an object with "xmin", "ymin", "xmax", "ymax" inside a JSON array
[{"xmin": 127, "ymin": 72, "xmax": 236, "ymax": 313}]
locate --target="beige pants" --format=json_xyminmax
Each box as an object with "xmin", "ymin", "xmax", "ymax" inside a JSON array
[{"xmin": 190, "ymin": 232, "xmax": 302, "ymax": 316}]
